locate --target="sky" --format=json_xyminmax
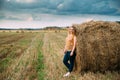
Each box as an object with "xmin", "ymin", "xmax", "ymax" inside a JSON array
[{"xmin": 0, "ymin": 0, "xmax": 120, "ymax": 28}]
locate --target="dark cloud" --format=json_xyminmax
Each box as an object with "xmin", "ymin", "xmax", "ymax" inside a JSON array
[
  {"xmin": 56, "ymin": 0, "xmax": 118, "ymax": 15},
  {"xmin": 0, "ymin": 0, "xmax": 5, "ymax": 9},
  {"xmin": 111, "ymin": 0, "xmax": 120, "ymax": 7},
  {"xmin": 1, "ymin": 0, "xmax": 120, "ymax": 16}
]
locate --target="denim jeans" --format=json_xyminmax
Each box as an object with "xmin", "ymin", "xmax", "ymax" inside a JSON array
[{"xmin": 63, "ymin": 51, "xmax": 76, "ymax": 72}]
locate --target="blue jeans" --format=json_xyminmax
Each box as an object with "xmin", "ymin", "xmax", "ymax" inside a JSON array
[{"xmin": 63, "ymin": 51, "xmax": 76, "ymax": 72}]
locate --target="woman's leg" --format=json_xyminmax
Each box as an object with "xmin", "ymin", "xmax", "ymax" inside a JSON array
[
  {"xmin": 69, "ymin": 52, "xmax": 76, "ymax": 72},
  {"xmin": 63, "ymin": 51, "xmax": 70, "ymax": 69}
]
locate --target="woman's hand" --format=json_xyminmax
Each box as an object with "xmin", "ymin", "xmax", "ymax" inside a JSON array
[{"xmin": 70, "ymin": 51, "xmax": 73, "ymax": 56}]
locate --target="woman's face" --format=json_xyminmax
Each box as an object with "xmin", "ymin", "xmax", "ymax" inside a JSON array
[{"xmin": 68, "ymin": 27, "xmax": 74, "ymax": 34}]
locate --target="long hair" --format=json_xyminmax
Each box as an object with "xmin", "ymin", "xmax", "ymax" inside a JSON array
[{"xmin": 71, "ymin": 26, "xmax": 76, "ymax": 36}]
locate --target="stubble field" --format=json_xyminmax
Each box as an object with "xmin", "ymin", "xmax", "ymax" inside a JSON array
[{"xmin": 0, "ymin": 30, "xmax": 119, "ymax": 80}]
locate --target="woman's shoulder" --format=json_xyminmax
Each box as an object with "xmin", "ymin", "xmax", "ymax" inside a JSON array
[
  {"xmin": 73, "ymin": 35, "xmax": 76, "ymax": 40},
  {"xmin": 72, "ymin": 34, "xmax": 76, "ymax": 37}
]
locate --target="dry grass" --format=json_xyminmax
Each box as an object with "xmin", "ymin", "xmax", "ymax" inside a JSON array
[
  {"xmin": 0, "ymin": 32, "xmax": 42, "ymax": 80},
  {"xmin": 42, "ymin": 32, "xmax": 67, "ymax": 80}
]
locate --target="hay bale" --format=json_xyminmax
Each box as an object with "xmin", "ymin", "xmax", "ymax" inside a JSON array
[
  {"xmin": 21, "ymin": 30, "xmax": 24, "ymax": 33},
  {"xmin": 16, "ymin": 30, "xmax": 19, "ymax": 33},
  {"xmin": 73, "ymin": 21, "xmax": 120, "ymax": 72}
]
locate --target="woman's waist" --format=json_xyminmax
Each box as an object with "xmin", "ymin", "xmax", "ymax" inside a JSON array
[{"xmin": 65, "ymin": 47, "xmax": 73, "ymax": 51}]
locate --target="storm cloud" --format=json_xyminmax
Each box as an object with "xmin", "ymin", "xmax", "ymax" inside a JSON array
[{"xmin": 0, "ymin": 0, "xmax": 120, "ymax": 15}]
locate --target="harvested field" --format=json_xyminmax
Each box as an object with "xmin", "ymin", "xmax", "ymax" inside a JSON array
[
  {"xmin": 0, "ymin": 28, "xmax": 120, "ymax": 80},
  {"xmin": 0, "ymin": 32, "xmax": 44, "ymax": 80}
]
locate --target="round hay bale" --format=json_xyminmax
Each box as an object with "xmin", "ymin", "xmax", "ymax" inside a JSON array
[{"xmin": 73, "ymin": 21, "xmax": 120, "ymax": 73}]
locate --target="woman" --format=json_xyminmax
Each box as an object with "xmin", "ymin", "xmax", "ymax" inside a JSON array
[{"xmin": 63, "ymin": 26, "xmax": 76, "ymax": 77}]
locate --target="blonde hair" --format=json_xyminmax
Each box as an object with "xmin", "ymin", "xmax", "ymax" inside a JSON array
[{"xmin": 68, "ymin": 26, "xmax": 75, "ymax": 35}]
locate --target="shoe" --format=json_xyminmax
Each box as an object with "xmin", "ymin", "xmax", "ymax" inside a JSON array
[{"xmin": 63, "ymin": 72, "xmax": 70, "ymax": 77}]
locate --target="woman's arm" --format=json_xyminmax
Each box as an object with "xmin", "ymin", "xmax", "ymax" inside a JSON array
[
  {"xmin": 64, "ymin": 39, "xmax": 67, "ymax": 53},
  {"xmin": 70, "ymin": 36, "xmax": 76, "ymax": 56},
  {"xmin": 64, "ymin": 45, "xmax": 67, "ymax": 53}
]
